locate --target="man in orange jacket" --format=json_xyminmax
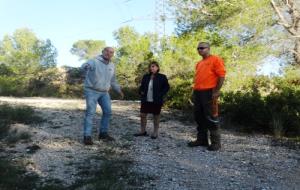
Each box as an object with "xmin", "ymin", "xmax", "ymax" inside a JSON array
[{"xmin": 188, "ymin": 42, "xmax": 226, "ymax": 151}]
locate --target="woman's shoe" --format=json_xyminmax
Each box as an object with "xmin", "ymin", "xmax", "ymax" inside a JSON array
[
  {"xmin": 83, "ymin": 136, "xmax": 93, "ymax": 145},
  {"xmin": 133, "ymin": 131, "xmax": 148, "ymax": 137},
  {"xmin": 150, "ymin": 135, "xmax": 158, "ymax": 139}
]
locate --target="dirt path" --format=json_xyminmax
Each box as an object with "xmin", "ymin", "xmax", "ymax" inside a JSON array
[{"xmin": 1, "ymin": 97, "xmax": 299, "ymax": 190}]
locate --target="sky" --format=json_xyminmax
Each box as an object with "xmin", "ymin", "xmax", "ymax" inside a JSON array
[
  {"xmin": 0, "ymin": 0, "xmax": 175, "ymax": 67},
  {"xmin": 257, "ymin": 56, "xmax": 283, "ymax": 76}
]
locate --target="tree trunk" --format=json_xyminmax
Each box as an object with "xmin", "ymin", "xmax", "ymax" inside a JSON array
[
  {"xmin": 293, "ymin": 11, "xmax": 300, "ymax": 65},
  {"xmin": 271, "ymin": 0, "xmax": 300, "ymax": 65},
  {"xmin": 293, "ymin": 0, "xmax": 300, "ymax": 65},
  {"xmin": 295, "ymin": 38, "xmax": 300, "ymax": 65}
]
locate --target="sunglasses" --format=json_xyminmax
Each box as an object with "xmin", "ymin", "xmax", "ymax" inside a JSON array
[{"xmin": 197, "ymin": 47, "xmax": 208, "ymax": 50}]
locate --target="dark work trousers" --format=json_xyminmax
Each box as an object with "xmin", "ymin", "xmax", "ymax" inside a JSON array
[{"xmin": 193, "ymin": 89, "xmax": 220, "ymax": 142}]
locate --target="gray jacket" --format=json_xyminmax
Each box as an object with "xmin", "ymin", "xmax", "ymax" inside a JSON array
[{"xmin": 81, "ymin": 55, "xmax": 121, "ymax": 93}]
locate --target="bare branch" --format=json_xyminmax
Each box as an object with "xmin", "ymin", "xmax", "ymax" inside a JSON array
[
  {"xmin": 288, "ymin": 0, "xmax": 300, "ymax": 30},
  {"xmin": 286, "ymin": 0, "xmax": 292, "ymax": 9},
  {"xmin": 290, "ymin": 49, "xmax": 300, "ymax": 56},
  {"xmin": 271, "ymin": 0, "xmax": 291, "ymax": 27},
  {"xmin": 271, "ymin": 0, "xmax": 298, "ymax": 35}
]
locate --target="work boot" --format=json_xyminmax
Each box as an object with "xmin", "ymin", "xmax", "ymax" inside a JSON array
[
  {"xmin": 188, "ymin": 139, "xmax": 208, "ymax": 147},
  {"xmin": 99, "ymin": 133, "xmax": 115, "ymax": 141},
  {"xmin": 188, "ymin": 133, "xmax": 208, "ymax": 147},
  {"xmin": 207, "ymin": 129, "xmax": 221, "ymax": 151},
  {"xmin": 188, "ymin": 130, "xmax": 209, "ymax": 147},
  {"xmin": 83, "ymin": 136, "xmax": 93, "ymax": 145}
]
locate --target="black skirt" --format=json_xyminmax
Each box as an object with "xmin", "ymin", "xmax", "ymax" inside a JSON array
[{"xmin": 140, "ymin": 102, "xmax": 162, "ymax": 115}]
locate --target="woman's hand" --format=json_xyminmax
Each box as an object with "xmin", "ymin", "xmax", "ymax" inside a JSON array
[{"xmin": 119, "ymin": 91, "xmax": 124, "ymax": 99}]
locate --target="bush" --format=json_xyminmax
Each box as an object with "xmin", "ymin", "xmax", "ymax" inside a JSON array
[
  {"xmin": 166, "ymin": 78, "xmax": 193, "ymax": 110},
  {"xmin": 27, "ymin": 68, "xmax": 62, "ymax": 97},
  {"xmin": 0, "ymin": 104, "xmax": 43, "ymax": 124},
  {"xmin": 221, "ymin": 91, "xmax": 269, "ymax": 133},
  {"xmin": 0, "ymin": 158, "xmax": 39, "ymax": 190},
  {"xmin": 110, "ymin": 86, "xmax": 139, "ymax": 100},
  {"xmin": 0, "ymin": 104, "xmax": 43, "ymax": 140},
  {"xmin": 266, "ymin": 88, "xmax": 300, "ymax": 137},
  {"xmin": 221, "ymin": 79, "xmax": 300, "ymax": 137},
  {"xmin": 0, "ymin": 76, "xmax": 28, "ymax": 96}
]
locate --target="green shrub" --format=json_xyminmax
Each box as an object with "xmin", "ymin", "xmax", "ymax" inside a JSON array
[
  {"xmin": 0, "ymin": 158, "xmax": 39, "ymax": 190},
  {"xmin": 0, "ymin": 104, "xmax": 43, "ymax": 141},
  {"xmin": 0, "ymin": 104, "xmax": 43, "ymax": 124},
  {"xmin": 0, "ymin": 120, "xmax": 10, "ymax": 139},
  {"xmin": 6, "ymin": 128, "xmax": 31, "ymax": 144},
  {"xmin": 221, "ymin": 91, "xmax": 269, "ymax": 133},
  {"xmin": 221, "ymin": 84, "xmax": 300, "ymax": 137},
  {"xmin": 110, "ymin": 86, "xmax": 139, "ymax": 100},
  {"xmin": 0, "ymin": 76, "xmax": 28, "ymax": 96},
  {"xmin": 166, "ymin": 78, "xmax": 193, "ymax": 110},
  {"xmin": 265, "ymin": 88, "xmax": 300, "ymax": 137}
]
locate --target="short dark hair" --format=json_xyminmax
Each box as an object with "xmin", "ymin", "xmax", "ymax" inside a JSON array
[
  {"xmin": 148, "ymin": 61, "xmax": 160, "ymax": 73},
  {"xmin": 102, "ymin": 47, "xmax": 114, "ymax": 53}
]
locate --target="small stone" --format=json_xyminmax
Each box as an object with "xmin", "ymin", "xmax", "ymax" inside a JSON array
[{"xmin": 26, "ymin": 144, "xmax": 41, "ymax": 154}]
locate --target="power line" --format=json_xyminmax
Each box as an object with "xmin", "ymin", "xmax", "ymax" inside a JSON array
[{"xmin": 120, "ymin": 0, "xmax": 174, "ymax": 37}]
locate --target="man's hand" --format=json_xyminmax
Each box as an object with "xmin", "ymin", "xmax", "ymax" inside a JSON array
[
  {"xmin": 212, "ymin": 90, "xmax": 220, "ymax": 99},
  {"xmin": 119, "ymin": 91, "xmax": 124, "ymax": 99},
  {"xmin": 212, "ymin": 77, "xmax": 224, "ymax": 99},
  {"xmin": 84, "ymin": 64, "xmax": 91, "ymax": 70}
]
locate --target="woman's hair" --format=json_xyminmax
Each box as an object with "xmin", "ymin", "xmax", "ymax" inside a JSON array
[{"xmin": 148, "ymin": 61, "xmax": 160, "ymax": 73}]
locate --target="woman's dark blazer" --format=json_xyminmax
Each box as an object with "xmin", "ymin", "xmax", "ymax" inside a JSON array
[{"xmin": 139, "ymin": 73, "xmax": 170, "ymax": 105}]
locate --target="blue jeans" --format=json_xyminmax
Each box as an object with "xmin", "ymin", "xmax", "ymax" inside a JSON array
[{"xmin": 83, "ymin": 89, "xmax": 112, "ymax": 137}]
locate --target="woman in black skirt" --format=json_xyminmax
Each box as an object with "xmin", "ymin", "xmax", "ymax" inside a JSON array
[{"xmin": 134, "ymin": 61, "xmax": 170, "ymax": 139}]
